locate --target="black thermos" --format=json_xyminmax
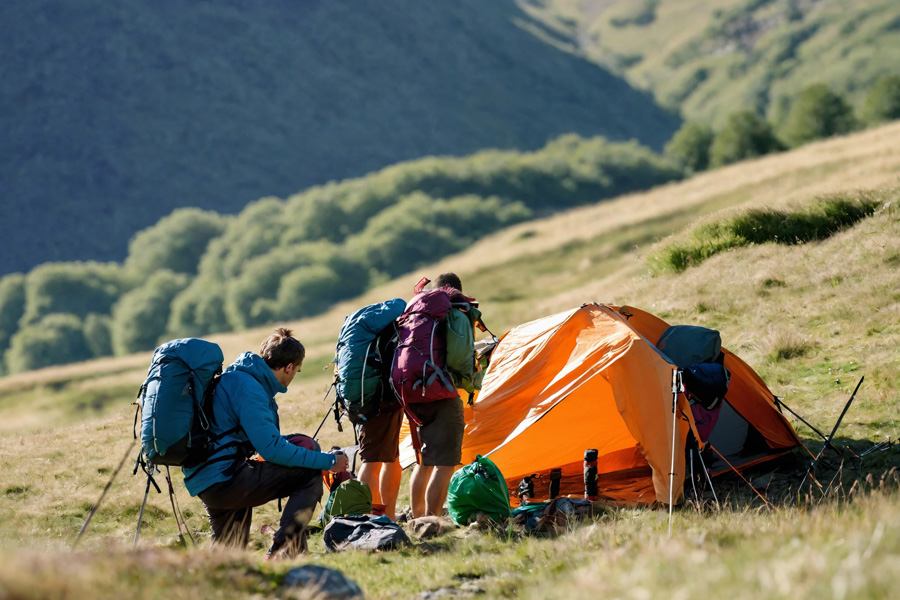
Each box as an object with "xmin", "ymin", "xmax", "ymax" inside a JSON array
[
  {"xmin": 549, "ymin": 468, "xmax": 562, "ymax": 499},
  {"xmin": 584, "ymin": 449, "xmax": 599, "ymax": 500}
]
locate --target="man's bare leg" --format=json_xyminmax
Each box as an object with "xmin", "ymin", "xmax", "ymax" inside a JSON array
[
  {"xmin": 410, "ymin": 464, "xmax": 433, "ymax": 518},
  {"xmin": 425, "ymin": 465, "xmax": 455, "ymax": 517},
  {"xmin": 380, "ymin": 459, "xmax": 402, "ymax": 520},
  {"xmin": 357, "ymin": 461, "xmax": 383, "ymax": 505}
]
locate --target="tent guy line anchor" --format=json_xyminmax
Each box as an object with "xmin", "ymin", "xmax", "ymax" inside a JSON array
[{"xmin": 799, "ymin": 376, "xmax": 864, "ymax": 492}]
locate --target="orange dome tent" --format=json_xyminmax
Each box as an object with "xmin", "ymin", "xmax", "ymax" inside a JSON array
[{"xmin": 458, "ymin": 303, "xmax": 800, "ymax": 506}]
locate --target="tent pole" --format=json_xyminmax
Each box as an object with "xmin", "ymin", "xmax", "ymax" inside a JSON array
[{"xmin": 668, "ymin": 370, "xmax": 681, "ymax": 537}]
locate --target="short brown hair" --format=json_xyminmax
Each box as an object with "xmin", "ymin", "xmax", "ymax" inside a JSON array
[
  {"xmin": 433, "ymin": 272, "xmax": 462, "ymax": 292},
  {"xmin": 260, "ymin": 327, "xmax": 305, "ymax": 370}
]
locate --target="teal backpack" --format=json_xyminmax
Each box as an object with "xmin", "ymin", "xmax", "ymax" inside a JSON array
[
  {"xmin": 447, "ymin": 455, "xmax": 512, "ymax": 526},
  {"xmin": 137, "ymin": 338, "xmax": 224, "ymax": 467},
  {"xmin": 320, "ymin": 479, "xmax": 373, "ymax": 527},
  {"xmin": 334, "ymin": 299, "xmax": 407, "ymax": 424}
]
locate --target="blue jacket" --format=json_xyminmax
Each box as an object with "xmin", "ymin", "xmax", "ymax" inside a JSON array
[{"xmin": 183, "ymin": 351, "xmax": 336, "ymax": 496}]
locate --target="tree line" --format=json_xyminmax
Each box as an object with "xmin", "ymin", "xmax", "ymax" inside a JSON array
[
  {"xmin": 2, "ymin": 76, "xmax": 898, "ymax": 375},
  {"xmin": 664, "ymin": 76, "xmax": 900, "ymax": 173},
  {"xmin": 0, "ymin": 135, "xmax": 680, "ymax": 374}
]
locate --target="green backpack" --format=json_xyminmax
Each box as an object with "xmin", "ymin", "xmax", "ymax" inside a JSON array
[
  {"xmin": 445, "ymin": 304, "xmax": 485, "ymax": 402},
  {"xmin": 320, "ymin": 479, "xmax": 373, "ymax": 527},
  {"xmin": 447, "ymin": 455, "xmax": 511, "ymax": 526}
]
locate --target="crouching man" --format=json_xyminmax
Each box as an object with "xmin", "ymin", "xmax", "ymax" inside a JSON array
[{"xmin": 183, "ymin": 327, "xmax": 349, "ymax": 558}]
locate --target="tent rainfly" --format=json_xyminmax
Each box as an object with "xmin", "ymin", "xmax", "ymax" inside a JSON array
[{"xmin": 459, "ymin": 304, "xmax": 800, "ymax": 506}]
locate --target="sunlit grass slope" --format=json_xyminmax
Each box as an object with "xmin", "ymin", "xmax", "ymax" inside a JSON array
[{"xmin": 1, "ymin": 122, "xmax": 899, "ymax": 599}]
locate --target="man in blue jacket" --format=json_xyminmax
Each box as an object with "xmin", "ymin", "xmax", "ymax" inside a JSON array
[{"xmin": 184, "ymin": 327, "xmax": 349, "ymax": 558}]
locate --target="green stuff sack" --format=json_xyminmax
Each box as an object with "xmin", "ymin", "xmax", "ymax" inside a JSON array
[
  {"xmin": 447, "ymin": 455, "xmax": 511, "ymax": 526},
  {"xmin": 320, "ymin": 479, "xmax": 373, "ymax": 527}
]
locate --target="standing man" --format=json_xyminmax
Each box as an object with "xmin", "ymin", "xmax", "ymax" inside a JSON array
[
  {"xmin": 183, "ymin": 327, "xmax": 349, "ymax": 558},
  {"xmin": 406, "ymin": 272, "xmax": 474, "ymax": 518},
  {"xmin": 356, "ymin": 401, "xmax": 403, "ymax": 520}
]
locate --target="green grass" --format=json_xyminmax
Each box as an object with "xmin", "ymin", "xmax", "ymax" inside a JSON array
[
  {"xmin": 537, "ymin": 0, "xmax": 900, "ymax": 127},
  {"xmin": 2, "ymin": 126, "xmax": 900, "ymax": 598},
  {"xmin": 648, "ymin": 190, "xmax": 885, "ymax": 273}
]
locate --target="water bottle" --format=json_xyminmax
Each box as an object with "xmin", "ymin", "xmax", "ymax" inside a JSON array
[
  {"xmin": 548, "ymin": 468, "xmax": 562, "ymax": 499},
  {"xmin": 584, "ymin": 449, "xmax": 598, "ymax": 501}
]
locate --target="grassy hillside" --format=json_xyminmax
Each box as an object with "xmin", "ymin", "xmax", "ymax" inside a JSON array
[
  {"xmin": 1, "ymin": 123, "xmax": 899, "ymax": 598},
  {"xmin": 0, "ymin": 0, "xmax": 678, "ymax": 276},
  {"xmin": 530, "ymin": 0, "xmax": 900, "ymax": 126}
]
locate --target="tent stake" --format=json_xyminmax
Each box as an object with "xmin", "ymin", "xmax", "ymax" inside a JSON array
[{"xmin": 800, "ymin": 376, "xmax": 864, "ymax": 491}]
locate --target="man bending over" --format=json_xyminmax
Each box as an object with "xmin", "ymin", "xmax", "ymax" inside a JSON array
[{"xmin": 183, "ymin": 327, "xmax": 349, "ymax": 558}]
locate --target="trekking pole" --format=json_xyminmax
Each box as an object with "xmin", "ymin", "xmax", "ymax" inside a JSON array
[
  {"xmin": 134, "ymin": 463, "xmax": 162, "ymax": 549},
  {"xmin": 73, "ymin": 438, "xmax": 136, "ymax": 548},
  {"xmin": 164, "ymin": 466, "xmax": 195, "ymax": 546},
  {"xmin": 668, "ymin": 369, "xmax": 682, "ymax": 537},
  {"xmin": 800, "ymin": 376, "xmax": 864, "ymax": 491},
  {"xmin": 312, "ymin": 382, "xmax": 338, "ymax": 440}
]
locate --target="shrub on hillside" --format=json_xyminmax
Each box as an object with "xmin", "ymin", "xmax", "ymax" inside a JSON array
[
  {"xmin": 223, "ymin": 242, "xmax": 368, "ymax": 330},
  {"xmin": 710, "ymin": 111, "xmax": 783, "ymax": 167},
  {"xmin": 275, "ymin": 265, "xmax": 346, "ymax": 319},
  {"xmin": 83, "ymin": 313, "xmax": 113, "ymax": 358},
  {"xmin": 125, "ymin": 208, "xmax": 228, "ymax": 278},
  {"xmin": 197, "ymin": 197, "xmax": 290, "ymax": 280},
  {"xmin": 347, "ymin": 194, "xmax": 532, "ymax": 276},
  {"xmin": 4, "ymin": 313, "xmax": 93, "ymax": 374},
  {"xmin": 861, "ymin": 75, "xmax": 900, "ymax": 125},
  {"xmin": 111, "ymin": 270, "xmax": 190, "ymax": 355},
  {"xmin": 166, "ymin": 277, "xmax": 230, "ymax": 338},
  {"xmin": 648, "ymin": 192, "xmax": 882, "ymax": 273},
  {"xmin": 779, "ymin": 83, "xmax": 857, "ymax": 148},
  {"xmin": 665, "ymin": 122, "xmax": 714, "ymax": 173},
  {"xmin": 0, "ymin": 273, "xmax": 26, "ymax": 353},
  {"xmin": 19, "ymin": 262, "xmax": 131, "ymax": 327}
]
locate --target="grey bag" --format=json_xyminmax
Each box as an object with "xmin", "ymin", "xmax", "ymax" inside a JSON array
[{"xmin": 323, "ymin": 515, "xmax": 411, "ymax": 552}]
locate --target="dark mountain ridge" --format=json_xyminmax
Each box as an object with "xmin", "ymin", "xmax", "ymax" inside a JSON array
[{"xmin": 0, "ymin": 0, "xmax": 679, "ymax": 275}]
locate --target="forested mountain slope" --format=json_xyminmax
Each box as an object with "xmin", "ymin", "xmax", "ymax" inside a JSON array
[
  {"xmin": 531, "ymin": 0, "xmax": 900, "ymax": 126},
  {"xmin": 0, "ymin": 0, "xmax": 678, "ymax": 275}
]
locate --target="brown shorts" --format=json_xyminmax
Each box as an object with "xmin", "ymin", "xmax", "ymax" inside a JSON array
[
  {"xmin": 409, "ymin": 397, "xmax": 464, "ymax": 467},
  {"xmin": 358, "ymin": 405, "xmax": 404, "ymax": 463}
]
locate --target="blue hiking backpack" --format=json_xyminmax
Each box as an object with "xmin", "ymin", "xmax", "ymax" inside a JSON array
[
  {"xmin": 137, "ymin": 338, "xmax": 224, "ymax": 467},
  {"xmin": 334, "ymin": 298, "xmax": 406, "ymax": 424}
]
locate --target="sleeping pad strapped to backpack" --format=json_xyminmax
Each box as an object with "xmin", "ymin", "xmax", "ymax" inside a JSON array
[
  {"xmin": 138, "ymin": 338, "xmax": 224, "ymax": 467},
  {"xmin": 334, "ymin": 298, "xmax": 407, "ymax": 424}
]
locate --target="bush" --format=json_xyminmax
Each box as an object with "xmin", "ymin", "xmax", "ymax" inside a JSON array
[
  {"xmin": 710, "ymin": 110, "xmax": 783, "ymax": 167},
  {"xmin": 196, "ymin": 198, "xmax": 289, "ymax": 280},
  {"xmin": 665, "ymin": 122, "xmax": 714, "ymax": 173},
  {"xmin": 779, "ymin": 83, "xmax": 857, "ymax": 148},
  {"xmin": 275, "ymin": 265, "xmax": 345, "ymax": 319},
  {"xmin": 222, "ymin": 242, "xmax": 367, "ymax": 329},
  {"xmin": 166, "ymin": 276, "xmax": 230, "ymax": 338},
  {"xmin": 125, "ymin": 208, "xmax": 227, "ymax": 278},
  {"xmin": 83, "ymin": 313, "xmax": 113, "ymax": 358},
  {"xmin": 649, "ymin": 192, "xmax": 881, "ymax": 273},
  {"xmin": 20, "ymin": 262, "xmax": 130, "ymax": 327},
  {"xmin": 0, "ymin": 273, "xmax": 26, "ymax": 353},
  {"xmin": 862, "ymin": 75, "xmax": 900, "ymax": 125},
  {"xmin": 347, "ymin": 194, "xmax": 531, "ymax": 276},
  {"xmin": 110, "ymin": 270, "xmax": 190, "ymax": 355},
  {"xmin": 4, "ymin": 313, "xmax": 92, "ymax": 374}
]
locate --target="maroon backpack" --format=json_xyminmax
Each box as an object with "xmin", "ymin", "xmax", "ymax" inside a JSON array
[{"xmin": 391, "ymin": 289, "xmax": 459, "ymax": 406}]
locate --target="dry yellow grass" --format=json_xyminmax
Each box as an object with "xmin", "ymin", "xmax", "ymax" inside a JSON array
[{"xmin": 1, "ymin": 123, "xmax": 900, "ymax": 599}]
